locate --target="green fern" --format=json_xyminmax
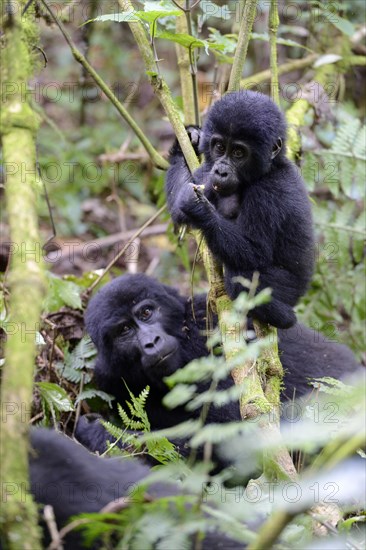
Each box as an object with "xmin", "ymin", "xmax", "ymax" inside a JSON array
[
  {"xmin": 101, "ymin": 419, "xmax": 128, "ymax": 441},
  {"xmin": 331, "ymin": 117, "xmax": 361, "ymax": 154},
  {"xmin": 352, "ymin": 123, "xmax": 366, "ymax": 157},
  {"xmin": 55, "ymin": 336, "xmax": 96, "ymax": 383},
  {"xmin": 100, "ymin": 384, "xmax": 180, "ymax": 463},
  {"xmin": 118, "ymin": 385, "xmax": 151, "ymax": 431},
  {"xmin": 302, "ymin": 115, "xmax": 366, "ymax": 199}
]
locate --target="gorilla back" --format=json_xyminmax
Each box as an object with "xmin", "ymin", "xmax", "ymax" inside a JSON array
[{"xmin": 165, "ymin": 91, "xmax": 315, "ymax": 329}]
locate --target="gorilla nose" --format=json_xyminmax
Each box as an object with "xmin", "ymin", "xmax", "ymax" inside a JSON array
[
  {"xmin": 215, "ymin": 167, "xmax": 228, "ymax": 178},
  {"xmin": 144, "ymin": 335, "xmax": 161, "ymax": 354}
]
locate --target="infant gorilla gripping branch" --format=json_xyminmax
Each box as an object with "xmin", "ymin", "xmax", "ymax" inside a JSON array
[{"xmin": 166, "ymin": 91, "xmax": 315, "ymax": 329}]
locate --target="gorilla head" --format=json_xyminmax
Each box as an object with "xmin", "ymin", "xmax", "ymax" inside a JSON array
[
  {"xmin": 86, "ymin": 274, "xmax": 209, "ymax": 396},
  {"xmin": 200, "ymin": 90, "xmax": 287, "ymax": 189}
]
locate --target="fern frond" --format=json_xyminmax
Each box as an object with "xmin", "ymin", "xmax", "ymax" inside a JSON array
[
  {"xmin": 331, "ymin": 117, "xmax": 361, "ymax": 154},
  {"xmin": 101, "ymin": 420, "xmax": 124, "ymax": 441},
  {"xmin": 352, "ymin": 124, "xmax": 366, "ymax": 158}
]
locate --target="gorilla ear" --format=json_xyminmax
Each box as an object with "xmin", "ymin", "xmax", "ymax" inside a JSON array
[{"xmin": 271, "ymin": 137, "xmax": 282, "ymax": 159}]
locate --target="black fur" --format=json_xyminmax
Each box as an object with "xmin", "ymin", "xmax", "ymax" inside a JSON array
[
  {"xmin": 76, "ymin": 274, "xmax": 360, "ymax": 457},
  {"xmin": 165, "ymin": 91, "xmax": 315, "ymax": 329},
  {"xmin": 28, "ymin": 429, "xmax": 244, "ymax": 549}
]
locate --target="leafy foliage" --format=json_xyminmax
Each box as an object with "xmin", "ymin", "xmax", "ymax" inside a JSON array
[
  {"xmin": 43, "ymin": 273, "xmax": 82, "ymax": 311},
  {"xmin": 299, "ymin": 108, "xmax": 366, "ymax": 356},
  {"xmin": 56, "ymin": 337, "xmax": 95, "ymax": 384},
  {"xmin": 102, "ymin": 384, "xmax": 180, "ymax": 464},
  {"xmin": 36, "ymin": 381, "xmax": 74, "ymax": 424}
]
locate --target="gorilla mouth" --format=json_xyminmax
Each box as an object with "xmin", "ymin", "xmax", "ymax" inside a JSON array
[
  {"xmin": 212, "ymin": 182, "xmax": 237, "ymax": 196},
  {"xmin": 152, "ymin": 347, "xmax": 178, "ymax": 368}
]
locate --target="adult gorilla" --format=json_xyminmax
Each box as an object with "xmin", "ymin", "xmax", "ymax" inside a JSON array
[
  {"xmin": 75, "ymin": 274, "xmax": 360, "ymax": 456},
  {"xmin": 22, "ymin": 429, "xmax": 244, "ymax": 550}
]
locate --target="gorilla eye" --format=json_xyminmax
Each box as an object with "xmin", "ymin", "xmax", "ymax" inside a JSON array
[
  {"xmin": 139, "ymin": 307, "xmax": 153, "ymax": 321},
  {"xmin": 214, "ymin": 142, "xmax": 225, "ymax": 154},
  {"xmin": 120, "ymin": 323, "xmax": 131, "ymax": 334},
  {"xmin": 232, "ymin": 148, "xmax": 245, "ymax": 159}
]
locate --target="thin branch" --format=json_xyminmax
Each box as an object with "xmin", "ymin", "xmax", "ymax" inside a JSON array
[
  {"xmin": 86, "ymin": 205, "xmax": 167, "ymax": 293},
  {"xmin": 184, "ymin": 0, "xmax": 200, "ymax": 125},
  {"xmin": 175, "ymin": 6, "xmax": 196, "ymax": 124},
  {"xmin": 315, "ymin": 221, "xmax": 366, "ymax": 237},
  {"xmin": 248, "ymin": 510, "xmax": 294, "ymax": 550},
  {"xmin": 47, "ymin": 519, "xmax": 91, "ymax": 550},
  {"xmin": 49, "ymin": 224, "xmax": 169, "ymax": 260},
  {"xmin": 227, "ymin": 0, "xmax": 258, "ymax": 92},
  {"xmin": 39, "ymin": 0, "xmax": 168, "ymax": 170},
  {"xmin": 43, "ymin": 506, "xmax": 62, "ymax": 550},
  {"xmin": 269, "ymin": 0, "xmax": 280, "ymax": 105},
  {"xmin": 240, "ymin": 53, "xmax": 319, "ymax": 89},
  {"xmin": 118, "ymin": 0, "xmax": 199, "ymax": 173},
  {"xmin": 188, "ymin": 43, "xmax": 200, "ymax": 125}
]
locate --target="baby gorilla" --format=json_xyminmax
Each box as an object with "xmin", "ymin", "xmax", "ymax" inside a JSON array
[
  {"xmin": 165, "ymin": 91, "xmax": 315, "ymax": 329},
  {"xmin": 76, "ymin": 274, "xmax": 360, "ymax": 458}
]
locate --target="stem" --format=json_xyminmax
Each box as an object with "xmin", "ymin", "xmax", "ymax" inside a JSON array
[
  {"xmin": 240, "ymin": 53, "xmax": 319, "ymax": 89},
  {"xmin": 227, "ymin": 0, "xmax": 258, "ymax": 92},
  {"xmin": 40, "ymin": 0, "xmax": 168, "ymax": 170},
  {"xmin": 150, "ymin": 18, "xmax": 161, "ymax": 76},
  {"xmin": 310, "ymin": 432, "xmax": 365, "ymax": 472},
  {"xmin": 269, "ymin": 0, "xmax": 280, "ymax": 105},
  {"xmin": 118, "ymin": 0, "xmax": 199, "ymax": 173},
  {"xmin": 185, "ymin": 0, "xmax": 200, "ymax": 125},
  {"xmin": 315, "ymin": 221, "xmax": 366, "ymax": 236},
  {"xmin": 175, "ymin": 8, "xmax": 196, "ymax": 124},
  {"xmin": 0, "ymin": 2, "xmax": 45, "ymax": 547},
  {"xmin": 87, "ymin": 205, "xmax": 167, "ymax": 293},
  {"xmin": 189, "ymin": 44, "xmax": 200, "ymax": 125},
  {"xmin": 79, "ymin": 0, "xmax": 99, "ymax": 125},
  {"xmin": 286, "ymin": 98, "xmax": 309, "ymax": 161},
  {"xmin": 248, "ymin": 510, "xmax": 294, "ymax": 550}
]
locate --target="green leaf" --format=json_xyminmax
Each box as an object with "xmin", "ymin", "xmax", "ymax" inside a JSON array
[
  {"xmin": 84, "ymin": 12, "xmax": 139, "ymax": 25},
  {"xmin": 313, "ymin": 54, "xmax": 342, "ymax": 68},
  {"xmin": 75, "ymin": 390, "xmax": 114, "ymax": 406},
  {"xmin": 163, "ymin": 384, "xmax": 197, "ymax": 409},
  {"xmin": 251, "ymin": 32, "xmax": 312, "ymax": 51},
  {"xmin": 44, "ymin": 273, "xmax": 82, "ymax": 311},
  {"xmin": 338, "ymin": 516, "xmax": 366, "ymax": 533},
  {"xmin": 208, "ymin": 28, "xmax": 237, "ymax": 55},
  {"xmin": 321, "ymin": 10, "xmax": 355, "ymax": 36},
  {"xmin": 135, "ymin": 0, "xmax": 181, "ymax": 23},
  {"xmin": 156, "ymin": 30, "xmax": 212, "ymax": 51},
  {"xmin": 143, "ymin": 0, "xmax": 181, "ymax": 14},
  {"xmin": 58, "ymin": 280, "xmax": 82, "ymax": 309},
  {"xmin": 36, "ymin": 382, "xmax": 74, "ymax": 413}
]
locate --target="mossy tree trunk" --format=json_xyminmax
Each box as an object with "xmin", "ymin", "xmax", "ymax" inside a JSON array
[{"xmin": 0, "ymin": 2, "xmax": 46, "ymax": 548}]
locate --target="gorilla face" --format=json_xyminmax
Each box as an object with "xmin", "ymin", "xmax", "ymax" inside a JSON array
[
  {"xmin": 108, "ymin": 298, "xmax": 180, "ymax": 380},
  {"xmin": 85, "ymin": 274, "xmax": 195, "ymax": 395},
  {"xmin": 208, "ymin": 134, "xmax": 250, "ymax": 195}
]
